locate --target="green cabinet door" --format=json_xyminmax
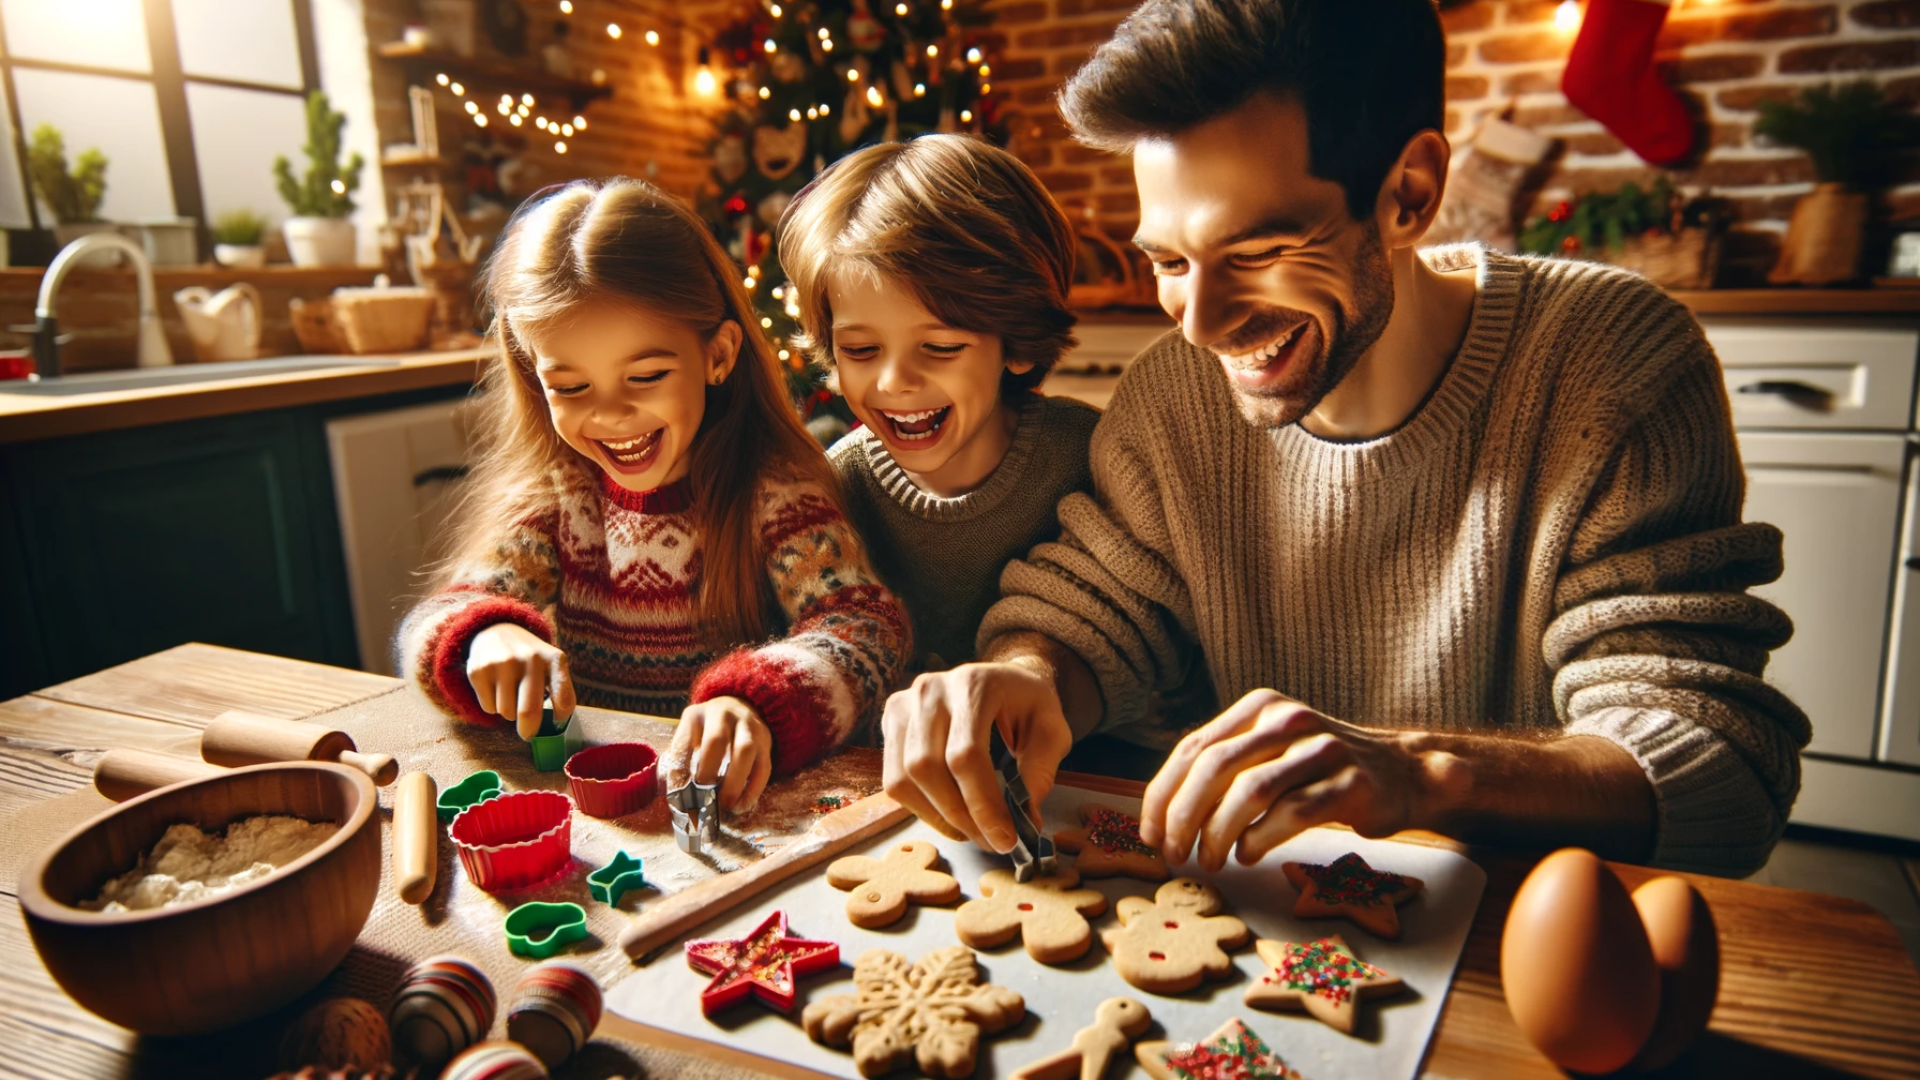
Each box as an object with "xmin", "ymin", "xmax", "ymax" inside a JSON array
[{"xmin": 2, "ymin": 408, "xmax": 357, "ymax": 693}]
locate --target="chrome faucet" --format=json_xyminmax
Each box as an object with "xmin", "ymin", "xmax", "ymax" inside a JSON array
[{"xmin": 25, "ymin": 231, "xmax": 173, "ymax": 380}]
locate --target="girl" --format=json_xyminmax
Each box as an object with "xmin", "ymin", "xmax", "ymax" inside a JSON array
[{"xmin": 398, "ymin": 177, "xmax": 909, "ymax": 813}]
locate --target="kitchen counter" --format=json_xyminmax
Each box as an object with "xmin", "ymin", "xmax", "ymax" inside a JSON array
[{"xmin": 0, "ymin": 347, "xmax": 487, "ymax": 446}]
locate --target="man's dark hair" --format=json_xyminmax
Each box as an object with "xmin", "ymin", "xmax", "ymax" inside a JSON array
[{"xmin": 1060, "ymin": 0, "xmax": 1446, "ymax": 220}]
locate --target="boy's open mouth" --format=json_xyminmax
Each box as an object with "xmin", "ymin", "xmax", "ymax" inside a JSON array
[
  {"xmin": 878, "ymin": 406, "xmax": 951, "ymax": 445},
  {"xmin": 594, "ymin": 428, "xmax": 664, "ymax": 473}
]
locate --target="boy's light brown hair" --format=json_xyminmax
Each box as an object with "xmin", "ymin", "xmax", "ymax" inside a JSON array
[{"xmin": 776, "ymin": 133, "xmax": 1077, "ymax": 398}]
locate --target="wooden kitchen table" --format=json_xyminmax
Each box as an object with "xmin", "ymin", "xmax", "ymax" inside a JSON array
[{"xmin": 2, "ymin": 644, "xmax": 1917, "ymax": 1080}]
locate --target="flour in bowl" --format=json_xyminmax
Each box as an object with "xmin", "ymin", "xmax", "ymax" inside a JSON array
[{"xmin": 80, "ymin": 814, "xmax": 340, "ymax": 912}]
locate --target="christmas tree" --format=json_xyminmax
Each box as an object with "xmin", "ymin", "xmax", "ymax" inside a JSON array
[{"xmin": 696, "ymin": 0, "xmax": 1007, "ymax": 421}]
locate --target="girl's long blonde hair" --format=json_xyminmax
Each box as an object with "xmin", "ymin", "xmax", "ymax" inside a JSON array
[{"xmin": 442, "ymin": 177, "xmax": 835, "ymax": 646}]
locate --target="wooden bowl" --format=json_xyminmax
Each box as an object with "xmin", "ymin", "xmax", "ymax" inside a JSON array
[{"xmin": 18, "ymin": 762, "xmax": 381, "ymax": 1035}]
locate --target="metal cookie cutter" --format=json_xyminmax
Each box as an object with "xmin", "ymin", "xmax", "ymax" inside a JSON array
[
  {"xmin": 992, "ymin": 730, "xmax": 1056, "ymax": 882},
  {"xmin": 667, "ymin": 781, "xmax": 721, "ymax": 855}
]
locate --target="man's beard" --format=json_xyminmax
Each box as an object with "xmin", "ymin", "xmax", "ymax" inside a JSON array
[{"xmin": 1227, "ymin": 222, "xmax": 1394, "ymax": 431}]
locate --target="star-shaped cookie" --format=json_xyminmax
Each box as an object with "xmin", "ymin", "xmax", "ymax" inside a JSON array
[
  {"xmin": 685, "ymin": 909, "xmax": 840, "ymax": 1017},
  {"xmin": 1054, "ymin": 804, "xmax": 1170, "ymax": 881},
  {"xmin": 1136, "ymin": 1017, "xmax": 1311, "ymax": 1080},
  {"xmin": 827, "ymin": 840, "xmax": 962, "ymax": 928},
  {"xmin": 1244, "ymin": 935, "xmax": 1404, "ymax": 1033},
  {"xmin": 1281, "ymin": 852, "xmax": 1424, "ymax": 939}
]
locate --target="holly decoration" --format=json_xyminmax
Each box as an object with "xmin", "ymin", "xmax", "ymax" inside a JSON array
[
  {"xmin": 695, "ymin": 0, "xmax": 1007, "ymax": 416},
  {"xmin": 1520, "ymin": 177, "xmax": 1678, "ymax": 258}
]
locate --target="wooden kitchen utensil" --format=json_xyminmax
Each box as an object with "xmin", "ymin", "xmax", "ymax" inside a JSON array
[
  {"xmin": 93, "ymin": 748, "xmax": 224, "ymax": 802},
  {"xmin": 394, "ymin": 771, "xmax": 439, "ymax": 905},
  {"xmin": 201, "ymin": 711, "xmax": 398, "ymax": 785},
  {"xmin": 618, "ymin": 792, "xmax": 912, "ymax": 963}
]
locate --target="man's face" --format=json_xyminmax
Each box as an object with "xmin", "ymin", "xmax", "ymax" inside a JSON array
[{"xmin": 1133, "ymin": 93, "xmax": 1393, "ymax": 430}]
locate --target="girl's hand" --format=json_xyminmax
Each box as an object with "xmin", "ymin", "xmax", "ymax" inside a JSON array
[
  {"xmin": 666, "ymin": 696, "xmax": 773, "ymax": 813},
  {"xmin": 466, "ymin": 623, "xmax": 576, "ymax": 740}
]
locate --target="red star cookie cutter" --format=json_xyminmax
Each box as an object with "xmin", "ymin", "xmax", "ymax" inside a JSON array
[{"xmin": 685, "ymin": 910, "xmax": 840, "ymax": 1017}]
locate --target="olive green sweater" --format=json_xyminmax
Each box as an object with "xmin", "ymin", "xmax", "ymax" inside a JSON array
[
  {"xmin": 830, "ymin": 393, "xmax": 1101, "ymax": 670},
  {"xmin": 981, "ymin": 246, "xmax": 1809, "ymax": 877}
]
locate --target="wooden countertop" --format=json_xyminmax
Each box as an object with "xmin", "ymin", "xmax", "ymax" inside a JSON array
[
  {"xmin": 2, "ymin": 644, "xmax": 1917, "ymax": 1078},
  {"xmin": 0, "ymin": 347, "xmax": 486, "ymax": 446}
]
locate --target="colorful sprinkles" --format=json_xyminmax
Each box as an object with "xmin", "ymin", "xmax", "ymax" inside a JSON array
[
  {"xmin": 1275, "ymin": 938, "xmax": 1388, "ymax": 1004},
  {"xmin": 1082, "ymin": 806, "xmax": 1158, "ymax": 856},
  {"xmin": 1158, "ymin": 1018, "xmax": 1298, "ymax": 1080},
  {"xmin": 685, "ymin": 909, "xmax": 839, "ymax": 1017},
  {"xmin": 1300, "ymin": 853, "xmax": 1411, "ymax": 907}
]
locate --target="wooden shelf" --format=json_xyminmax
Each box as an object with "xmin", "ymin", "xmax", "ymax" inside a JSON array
[
  {"xmin": 1668, "ymin": 288, "xmax": 1920, "ymax": 316},
  {"xmin": 375, "ymin": 41, "xmax": 612, "ymax": 109},
  {"xmin": 380, "ymin": 149, "xmax": 448, "ymax": 169}
]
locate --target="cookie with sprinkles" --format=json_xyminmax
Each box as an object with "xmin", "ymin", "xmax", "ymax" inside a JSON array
[
  {"xmin": 685, "ymin": 909, "xmax": 840, "ymax": 1017},
  {"xmin": 1055, "ymin": 803, "xmax": 1170, "ymax": 881},
  {"xmin": 1281, "ymin": 852, "xmax": 1424, "ymax": 940},
  {"xmin": 1244, "ymin": 935, "xmax": 1404, "ymax": 1033},
  {"xmin": 1136, "ymin": 1017, "xmax": 1311, "ymax": 1080}
]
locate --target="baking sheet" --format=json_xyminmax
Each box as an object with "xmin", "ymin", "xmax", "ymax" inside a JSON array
[{"xmin": 606, "ymin": 785, "xmax": 1486, "ymax": 1080}]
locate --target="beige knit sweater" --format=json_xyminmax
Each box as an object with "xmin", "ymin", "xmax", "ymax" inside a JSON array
[{"xmin": 981, "ymin": 245, "xmax": 1809, "ymax": 876}]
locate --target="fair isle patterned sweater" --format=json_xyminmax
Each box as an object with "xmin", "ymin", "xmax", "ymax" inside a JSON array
[{"xmin": 397, "ymin": 465, "xmax": 909, "ymax": 776}]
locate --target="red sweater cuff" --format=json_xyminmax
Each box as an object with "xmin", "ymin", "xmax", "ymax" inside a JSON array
[
  {"xmin": 427, "ymin": 591, "xmax": 555, "ymax": 727},
  {"xmin": 692, "ymin": 649, "xmax": 835, "ymax": 778}
]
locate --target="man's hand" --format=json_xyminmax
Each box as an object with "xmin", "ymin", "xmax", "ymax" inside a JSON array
[
  {"xmin": 665, "ymin": 696, "xmax": 773, "ymax": 813},
  {"xmin": 1139, "ymin": 689, "xmax": 1455, "ymax": 872},
  {"xmin": 467, "ymin": 623, "xmax": 575, "ymax": 740},
  {"xmin": 880, "ymin": 661, "xmax": 1074, "ymax": 854}
]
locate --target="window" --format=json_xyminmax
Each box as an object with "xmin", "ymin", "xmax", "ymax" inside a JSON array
[{"xmin": 0, "ymin": 0, "xmax": 317, "ymax": 233}]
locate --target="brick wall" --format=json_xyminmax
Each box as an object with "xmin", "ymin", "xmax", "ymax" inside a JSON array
[
  {"xmin": 987, "ymin": 0, "xmax": 1920, "ymax": 267},
  {"xmin": 360, "ymin": 0, "xmax": 730, "ymax": 213}
]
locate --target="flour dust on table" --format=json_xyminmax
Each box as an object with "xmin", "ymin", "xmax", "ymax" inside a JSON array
[{"xmin": 607, "ymin": 787, "xmax": 1486, "ymax": 1080}]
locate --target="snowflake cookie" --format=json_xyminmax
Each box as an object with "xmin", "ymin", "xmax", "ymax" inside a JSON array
[{"xmin": 801, "ymin": 945, "xmax": 1026, "ymax": 1079}]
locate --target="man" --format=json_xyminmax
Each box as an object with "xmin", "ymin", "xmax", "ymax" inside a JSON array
[{"xmin": 879, "ymin": 0, "xmax": 1807, "ymax": 877}]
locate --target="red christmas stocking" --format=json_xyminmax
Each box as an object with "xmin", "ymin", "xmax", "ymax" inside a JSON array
[{"xmin": 1560, "ymin": 0, "xmax": 1695, "ymax": 166}]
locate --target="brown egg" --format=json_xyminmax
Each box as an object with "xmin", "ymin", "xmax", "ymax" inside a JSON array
[
  {"xmin": 1629, "ymin": 875, "xmax": 1720, "ymax": 1071},
  {"xmin": 1501, "ymin": 848, "xmax": 1660, "ymax": 1074}
]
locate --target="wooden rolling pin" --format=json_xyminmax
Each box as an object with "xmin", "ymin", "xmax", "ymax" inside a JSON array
[
  {"xmin": 93, "ymin": 748, "xmax": 223, "ymax": 802},
  {"xmin": 618, "ymin": 792, "xmax": 912, "ymax": 963},
  {"xmin": 200, "ymin": 711, "xmax": 398, "ymax": 785},
  {"xmin": 393, "ymin": 772, "xmax": 438, "ymax": 904}
]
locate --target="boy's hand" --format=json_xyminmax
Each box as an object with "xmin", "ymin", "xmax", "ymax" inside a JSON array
[
  {"xmin": 879, "ymin": 662, "xmax": 1073, "ymax": 855},
  {"xmin": 667, "ymin": 696, "xmax": 773, "ymax": 813},
  {"xmin": 467, "ymin": 623, "xmax": 575, "ymax": 740}
]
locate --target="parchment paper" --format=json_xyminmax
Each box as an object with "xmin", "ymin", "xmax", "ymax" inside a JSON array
[{"xmin": 606, "ymin": 786, "xmax": 1487, "ymax": 1080}]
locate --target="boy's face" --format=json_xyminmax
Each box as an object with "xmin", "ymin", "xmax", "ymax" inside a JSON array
[
  {"xmin": 523, "ymin": 299, "xmax": 740, "ymax": 493},
  {"xmin": 828, "ymin": 270, "xmax": 1033, "ymax": 497},
  {"xmin": 1132, "ymin": 92, "xmax": 1394, "ymax": 430}
]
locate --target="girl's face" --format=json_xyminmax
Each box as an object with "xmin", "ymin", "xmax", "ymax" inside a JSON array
[
  {"xmin": 828, "ymin": 271, "xmax": 1033, "ymax": 498},
  {"xmin": 523, "ymin": 299, "xmax": 741, "ymax": 493}
]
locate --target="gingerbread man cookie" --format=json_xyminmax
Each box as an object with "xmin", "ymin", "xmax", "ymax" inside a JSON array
[
  {"xmin": 1011, "ymin": 997, "xmax": 1151, "ymax": 1080},
  {"xmin": 801, "ymin": 945, "xmax": 1025, "ymax": 1080},
  {"xmin": 827, "ymin": 840, "xmax": 962, "ymax": 929},
  {"xmin": 1099, "ymin": 877, "xmax": 1250, "ymax": 995},
  {"xmin": 954, "ymin": 868, "xmax": 1109, "ymax": 964},
  {"xmin": 1054, "ymin": 804, "xmax": 1169, "ymax": 882},
  {"xmin": 1282, "ymin": 852, "xmax": 1424, "ymax": 940},
  {"xmin": 1136, "ymin": 1017, "xmax": 1312, "ymax": 1080},
  {"xmin": 1244, "ymin": 935, "xmax": 1404, "ymax": 1034}
]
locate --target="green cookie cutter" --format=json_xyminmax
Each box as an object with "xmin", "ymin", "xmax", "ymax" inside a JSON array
[
  {"xmin": 438, "ymin": 769, "xmax": 503, "ymax": 823},
  {"xmin": 504, "ymin": 901, "xmax": 589, "ymax": 959},
  {"xmin": 529, "ymin": 706, "xmax": 585, "ymax": 772},
  {"xmin": 588, "ymin": 850, "xmax": 645, "ymax": 906}
]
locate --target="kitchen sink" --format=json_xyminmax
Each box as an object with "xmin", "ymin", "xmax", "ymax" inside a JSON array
[{"xmin": 0, "ymin": 355, "xmax": 401, "ymax": 396}]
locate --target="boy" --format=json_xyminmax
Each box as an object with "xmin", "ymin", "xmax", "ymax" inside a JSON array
[{"xmin": 779, "ymin": 134, "xmax": 1098, "ymax": 671}]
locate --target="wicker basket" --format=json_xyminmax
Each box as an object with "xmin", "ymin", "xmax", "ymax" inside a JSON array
[
  {"xmin": 1605, "ymin": 227, "xmax": 1721, "ymax": 290},
  {"xmin": 288, "ymin": 297, "xmax": 347, "ymax": 355},
  {"xmin": 330, "ymin": 285, "xmax": 435, "ymax": 355}
]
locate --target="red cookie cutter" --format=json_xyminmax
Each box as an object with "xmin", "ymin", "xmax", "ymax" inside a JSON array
[
  {"xmin": 448, "ymin": 790, "xmax": 573, "ymax": 892},
  {"xmin": 564, "ymin": 742, "xmax": 659, "ymax": 819}
]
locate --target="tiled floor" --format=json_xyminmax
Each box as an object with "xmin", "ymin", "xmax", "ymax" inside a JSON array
[{"xmin": 1748, "ymin": 825, "xmax": 1920, "ymax": 968}]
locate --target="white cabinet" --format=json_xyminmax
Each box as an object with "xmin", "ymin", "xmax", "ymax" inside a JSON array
[
  {"xmin": 1736, "ymin": 432, "xmax": 1904, "ymax": 758},
  {"xmin": 1881, "ymin": 443, "xmax": 1920, "ymax": 767}
]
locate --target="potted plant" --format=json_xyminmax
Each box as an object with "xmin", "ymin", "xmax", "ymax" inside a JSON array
[
  {"xmin": 1756, "ymin": 79, "xmax": 1920, "ymax": 286},
  {"xmin": 25, "ymin": 124, "xmax": 115, "ymax": 264},
  {"xmin": 211, "ymin": 210, "xmax": 270, "ymax": 269},
  {"xmin": 274, "ymin": 91, "xmax": 365, "ymax": 267}
]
